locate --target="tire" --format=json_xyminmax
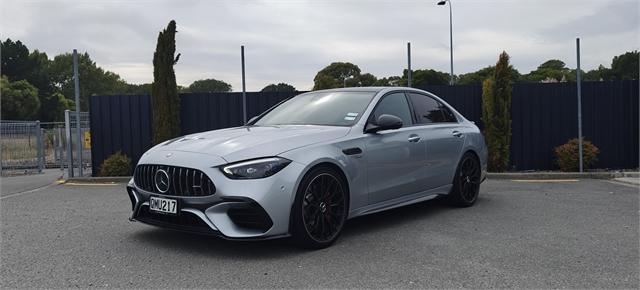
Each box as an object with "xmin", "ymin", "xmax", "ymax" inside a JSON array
[
  {"xmin": 447, "ymin": 152, "xmax": 481, "ymax": 207},
  {"xmin": 290, "ymin": 166, "xmax": 348, "ymax": 249}
]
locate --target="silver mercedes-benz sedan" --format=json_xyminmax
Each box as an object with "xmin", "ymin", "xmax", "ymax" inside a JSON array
[{"xmin": 126, "ymin": 87, "xmax": 487, "ymax": 248}]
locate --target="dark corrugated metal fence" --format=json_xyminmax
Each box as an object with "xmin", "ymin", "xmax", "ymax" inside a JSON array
[{"xmin": 90, "ymin": 80, "xmax": 638, "ymax": 175}]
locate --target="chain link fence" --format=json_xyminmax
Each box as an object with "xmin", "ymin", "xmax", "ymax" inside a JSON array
[
  {"xmin": 65, "ymin": 110, "xmax": 92, "ymax": 177},
  {"xmin": 0, "ymin": 121, "xmax": 45, "ymax": 175},
  {"xmin": 41, "ymin": 122, "xmax": 67, "ymax": 169},
  {"xmin": 1, "ymin": 112, "xmax": 92, "ymax": 177}
]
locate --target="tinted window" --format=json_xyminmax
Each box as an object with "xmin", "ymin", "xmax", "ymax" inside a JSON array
[
  {"xmin": 371, "ymin": 93, "xmax": 413, "ymax": 127},
  {"xmin": 255, "ymin": 91, "xmax": 376, "ymax": 126},
  {"xmin": 441, "ymin": 104, "xmax": 457, "ymax": 122},
  {"xmin": 408, "ymin": 93, "xmax": 457, "ymax": 124}
]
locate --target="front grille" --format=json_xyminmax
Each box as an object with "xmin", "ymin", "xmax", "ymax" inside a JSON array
[
  {"xmin": 134, "ymin": 164, "xmax": 216, "ymax": 196},
  {"xmin": 136, "ymin": 206, "xmax": 216, "ymax": 235}
]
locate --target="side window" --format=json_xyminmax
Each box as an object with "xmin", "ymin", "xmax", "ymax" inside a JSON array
[
  {"xmin": 371, "ymin": 93, "xmax": 413, "ymax": 127},
  {"xmin": 408, "ymin": 93, "xmax": 457, "ymax": 124},
  {"xmin": 440, "ymin": 103, "xmax": 457, "ymax": 122}
]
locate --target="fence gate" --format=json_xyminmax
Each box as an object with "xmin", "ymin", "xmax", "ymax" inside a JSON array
[
  {"xmin": 65, "ymin": 110, "xmax": 92, "ymax": 177},
  {"xmin": 0, "ymin": 120, "xmax": 45, "ymax": 175}
]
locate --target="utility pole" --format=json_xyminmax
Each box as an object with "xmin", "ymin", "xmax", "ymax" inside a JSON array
[
  {"xmin": 241, "ymin": 45, "xmax": 247, "ymax": 124},
  {"xmin": 576, "ymin": 38, "xmax": 584, "ymax": 172},
  {"xmin": 407, "ymin": 42, "xmax": 412, "ymax": 87},
  {"xmin": 73, "ymin": 49, "xmax": 82, "ymax": 177}
]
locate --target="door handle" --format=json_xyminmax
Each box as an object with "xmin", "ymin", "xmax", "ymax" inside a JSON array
[
  {"xmin": 408, "ymin": 135, "xmax": 421, "ymax": 142},
  {"xmin": 452, "ymin": 131, "xmax": 464, "ymax": 138}
]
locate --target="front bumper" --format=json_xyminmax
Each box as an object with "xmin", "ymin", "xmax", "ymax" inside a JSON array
[{"xmin": 127, "ymin": 153, "xmax": 306, "ymax": 240}]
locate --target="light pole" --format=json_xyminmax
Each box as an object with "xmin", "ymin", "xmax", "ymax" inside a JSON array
[
  {"xmin": 437, "ymin": 0, "xmax": 454, "ymax": 85},
  {"xmin": 241, "ymin": 45, "xmax": 247, "ymax": 124}
]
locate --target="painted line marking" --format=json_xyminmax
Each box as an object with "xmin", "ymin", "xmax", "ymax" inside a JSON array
[
  {"xmin": 606, "ymin": 180, "xmax": 640, "ymax": 189},
  {"xmin": 63, "ymin": 182, "xmax": 120, "ymax": 186},
  {"xmin": 0, "ymin": 181, "xmax": 59, "ymax": 200},
  {"xmin": 511, "ymin": 179, "xmax": 579, "ymax": 183}
]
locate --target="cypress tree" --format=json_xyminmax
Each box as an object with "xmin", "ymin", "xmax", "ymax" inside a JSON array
[
  {"xmin": 481, "ymin": 51, "xmax": 513, "ymax": 171},
  {"xmin": 152, "ymin": 20, "xmax": 181, "ymax": 144}
]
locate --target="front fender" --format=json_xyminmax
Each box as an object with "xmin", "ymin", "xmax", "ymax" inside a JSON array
[{"xmin": 279, "ymin": 138, "xmax": 368, "ymax": 217}]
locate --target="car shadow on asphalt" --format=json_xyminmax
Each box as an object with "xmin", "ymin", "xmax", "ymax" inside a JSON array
[{"xmin": 130, "ymin": 196, "xmax": 470, "ymax": 258}]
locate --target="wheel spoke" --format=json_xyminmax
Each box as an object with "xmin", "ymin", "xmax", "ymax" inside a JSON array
[
  {"xmin": 301, "ymin": 173, "xmax": 346, "ymax": 243},
  {"xmin": 455, "ymin": 156, "xmax": 480, "ymax": 203}
]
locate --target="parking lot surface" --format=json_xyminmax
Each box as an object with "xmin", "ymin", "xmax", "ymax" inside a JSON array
[
  {"xmin": 1, "ymin": 179, "xmax": 638, "ymax": 288},
  {"xmin": 0, "ymin": 169, "xmax": 63, "ymax": 197}
]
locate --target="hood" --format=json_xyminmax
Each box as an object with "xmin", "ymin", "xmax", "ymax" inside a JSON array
[{"xmin": 153, "ymin": 125, "xmax": 350, "ymax": 163}]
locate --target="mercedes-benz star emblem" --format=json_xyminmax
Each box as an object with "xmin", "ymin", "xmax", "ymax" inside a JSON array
[{"xmin": 154, "ymin": 169, "xmax": 170, "ymax": 193}]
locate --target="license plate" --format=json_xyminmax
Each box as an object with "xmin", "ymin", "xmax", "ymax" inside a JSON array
[{"xmin": 149, "ymin": 196, "xmax": 178, "ymax": 215}]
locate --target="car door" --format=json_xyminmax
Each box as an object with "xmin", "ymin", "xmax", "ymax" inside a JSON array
[
  {"xmin": 407, "ymin": 92, "xmax": 465, "ymax": 188},
  {"xmin": 364, "ymin": 92, "xmax": 427, "ymax": 204}
]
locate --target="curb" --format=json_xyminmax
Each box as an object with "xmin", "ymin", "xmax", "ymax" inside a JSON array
[
  {"xmin": 487, "ymin": 171, "xmax": 639, "ymax": 180},
  {"xmin": 64, "ymin": 176, "xmax": 131, "ymax": 184}
]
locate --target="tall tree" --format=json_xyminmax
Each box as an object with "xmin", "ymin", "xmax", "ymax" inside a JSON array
[
  {"xmin": 611, "ymin": 50, "xmax": 639, "ymax": 80},
  {"xmin": 185, "ymin": 78, "xmax": 232, "ymax": 92},
  {"xmin": 0, "ymin": 76, "xmax": 40, "ymax": 120},
  {"xmin": 313, "ymin": 62, "xmax": 361, "ymax": 90},
  {"xmin": 482, "ymin": 51, "xmax": 513, "ymax": 172},
  {"xmin": 49, "ymin": 52, "xmax": 129, "ymax": 111},
  {"xmin": 125, "ymin": 83, "xmax": 153, "ymax": 95},
  {"xmin": 583, "ymin": 65, "xmax": 613, "ymax": 81},
  {"xmin": 374, "ymin": 76, "xmax": 401, "ymax": 86},
  {"xmin": 151, "ymin": 20, "xmax": 181, "ymax": 144},
  {"xmin": 523, "ymin": 59, "xmax": 574, "ymax": 82},
  {"xmin": 1, "ymin": 39, "xmax": 61, "ymax": 120},
  {"xmin": 401, "ymin": 69, "xmax": 450, "ymax": 87},
  {"xmin": 40, "ymin": 92, "xmax": 74, "ymax": 122},
  {"xmin": 261, "ymin": 83, "xmax": 296, "ymax": 92},
  {"xmin": 1, "ymin": 39, "xmax": 32, "ymax": 82},
  {"xmin": 358, "ymin": 73, "xmax": 378, "ymax": 86},
  {"xmin": 458, "ymin": 65, "xmax": 521, "ymax": 85}
]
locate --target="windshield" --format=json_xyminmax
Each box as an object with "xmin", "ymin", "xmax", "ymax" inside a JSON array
[{"xmin": 254, "ymin": 91, "xmax": 376, "ymax": 126}]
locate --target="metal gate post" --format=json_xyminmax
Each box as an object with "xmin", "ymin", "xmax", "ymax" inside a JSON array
[
  {"xmin": 0, "ymin": 127, "xmax": 3, "ymax": 174},
  {"xmin": 73, "ymin": 50, "xmax": 83, "ymax": 177},
  {"xmin": 65, "ymin": 110, "xmax": 74, "ymax": 177},
  {"xmin": 576, "ymin": 38, "xmax": 584, "ymax": 172},
  {"xmin": 36, "ymin": 121, "xmax": 44, "ymax": 173},
  {"xmin": 57, "ymin": 127, "xmax": 63, "ymax": 169}
]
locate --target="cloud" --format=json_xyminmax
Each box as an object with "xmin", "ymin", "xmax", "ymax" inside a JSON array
[{"xmin": 1, "ymin": 0, "xmax": 638, "ymax": 91}]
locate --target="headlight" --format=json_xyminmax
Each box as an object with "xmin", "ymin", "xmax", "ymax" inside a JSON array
[{"xmin": 220, "ymin": 157, "xmax": 291, "ymax": 179}]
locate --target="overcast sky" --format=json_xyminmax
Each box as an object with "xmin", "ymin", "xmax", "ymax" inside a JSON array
[{"xmin": 1, "ymin": 0, "xmax": 638, "ymax": 91}]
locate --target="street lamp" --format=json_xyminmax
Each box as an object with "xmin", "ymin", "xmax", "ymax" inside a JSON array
[{"xmin": 437, "ymin": 0, "xmax": 454, "ymax": 85}]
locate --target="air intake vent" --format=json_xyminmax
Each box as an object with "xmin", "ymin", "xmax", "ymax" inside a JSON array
[{"xmin": 134, "ymin": 164, "xmax": 216, "ymax": 196}]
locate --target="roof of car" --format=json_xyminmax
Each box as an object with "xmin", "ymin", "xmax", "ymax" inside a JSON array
[{"xmin": 309, "ymin": 87, "xmax": 425, "ymax": 93}]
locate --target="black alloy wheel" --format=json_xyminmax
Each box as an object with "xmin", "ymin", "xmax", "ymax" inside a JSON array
[
  {"xmin": 291, "ymin": 167, "xmax": 347, "ymax": 249},
  {"xmin": 448, "ymin": 152, "xmax": 481, "ymax": 207}
]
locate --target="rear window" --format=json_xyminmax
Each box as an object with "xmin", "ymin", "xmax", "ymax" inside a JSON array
[{"xmin": 408, "ymin": 93, "xmax": 457, "ymax": 124}]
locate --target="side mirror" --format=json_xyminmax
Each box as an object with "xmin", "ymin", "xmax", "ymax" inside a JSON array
[{"xmin": 365, "ymin": 114, "xmax": 403, "ymax": 133}]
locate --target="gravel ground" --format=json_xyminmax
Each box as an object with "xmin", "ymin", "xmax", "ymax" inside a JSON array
[{"xmin": 1, "ymin": 179, "xmax": 638, "ymax": 288}]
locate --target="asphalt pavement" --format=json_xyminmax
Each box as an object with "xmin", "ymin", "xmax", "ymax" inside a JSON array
[
  {"xmin": 1, "ymin": 179, "xmax": 638, "ymax": 288},
  {"xmin": 0, "ymin": 169, "xmax": 64, "ymax": 197}
]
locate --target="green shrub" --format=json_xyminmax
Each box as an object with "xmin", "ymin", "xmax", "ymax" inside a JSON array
[
  {"xmin": 99, "ymin": 151, "xmax": 132, "ymax": 176},
  {"xmin": 554, "ymin": 138, "xmax": 599, "ymax": 172}
]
